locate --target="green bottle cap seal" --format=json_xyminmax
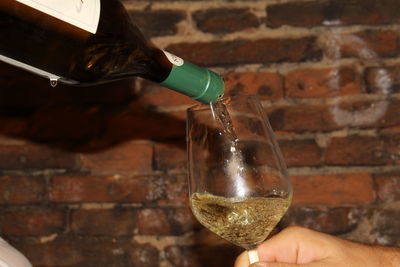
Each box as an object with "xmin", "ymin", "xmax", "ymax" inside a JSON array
[{"xmin": 160, "ymin": 53, "xmax": 224, "ymax": 103}]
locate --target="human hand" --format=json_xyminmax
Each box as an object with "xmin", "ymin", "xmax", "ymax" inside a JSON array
[{"xmin": 234, "ymin": 226, "xmax": 400, "ymax": 267}]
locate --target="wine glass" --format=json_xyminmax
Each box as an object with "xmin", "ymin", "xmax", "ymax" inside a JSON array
[{"xmin": 186, "ymin": 95, "xmax": 292, "ymax": 264}]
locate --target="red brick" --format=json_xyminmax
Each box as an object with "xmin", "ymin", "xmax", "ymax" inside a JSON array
[
  {"xmin": 50, "ymin": 175, "xmax": 164, "ymax": 203},
  {"xmin": 29, "ymin": 106, "xmax": 106, "ymax": 141},
  {"xmin": 282, "ymin": 207, "xmax": 361, "ymax": 235},
  {"xmin": 154, "ymin": 141, "xmax": 186, "ymax": 171},
  {"xmin": 137, "ymin": 208, "xmax": 171, "ymax": 235},
  {"xmin": 168, "ymin": 207, "xmax": 201, "ymax": 235},
  {"xmin": 268, "ymin": 99, "xmax": 400, "ymax": 132},
  {"xmin": 374, "ymin": 172, "xmax": 400, "ymax": 203},
  {"xmin": 166, "ymin": 37, "xmax": 322, "ymax": 66},
  {"xmin": 365, "ymin": 66, "xmax": 400, "ymax": 94},
  {"xmin": 160, "ymin": 174, "xmax": 189, "ymax": 205},
  {"xmin": 71, "ymin": 209, "xmax": 136, "ymax": 236},
  {"xmin": 266, "ymin": 0, "xmax": 400, "ymax": 27},
  {"xmin": 285, "ymin": 67, "xmax": 361, "ymax": 98},
  {"xmin": 129, "ymin": 242, "xmax": 160, "ymax": 267},
  {"xmin": 19, "ymin": 238, "xmax": 159, "ymax": 267},
  {"xmin": 0, "ymin": 117, "xmax": 28, "ymax": 137},
  {"xmin": 0, "ymin": 144, "xmax": 79, "ymax": 170},
  {"xmin": 193, "ymin": 8, "xmax": 260, "ymax": 34},
  {"xmin": 18, "ymin": 240, "xmax": 84, "ymax": 267},
  {"xmin": 165, "ymin": 242, "xmax": 240, "ymax": 267},
  {"xmin": 0, "ymin": 136, "xmax": 27, "ymax": 145},
  {"xmin": 372, "ymin": 209, "xmax": 400, "ymax": 237},
  {"xmin": 329, "ymin": 99, "xmax": 400, "ymax": 129},
  {"xmin": 320, "ymin": 30, "xmax": 399, "ymax": 59},
  {"xmin": 223, "ymin": 72, "xmax": 283, "ymax": 100},
  {"xmin": 128, "ymin": 10, "xmax": 185, "ymax": 37},
  {"xmin": 135, "ymin": 80, "xmax": 197, "ymax": 108},
  {"xmin": 267, "ymin": 104, "xmax": 337, "ymax": 132},
  {"xmin": 105, "ymin": 107, "xmax": 186, "ymax": 141},
  {"xmin": 1, "ymin": 209, "xmax": 65, "ymax": 236},
  {"xmin": 325, "ymin": 134, "xmax": 400, "ymax": 166},
  {"xmin": 278, "ymin": 139, "xmax": 322, "ymax": 166},
  {"xmin": 292, "ymin": 173, "xmax": 374, "ymax": 204},
  {"xmin": 136, "ymin": 207, "xmax": 200, "ymax": 236},
  {"xmin": 80, "ymin": 142, "xmax": 153, "ymax": 173},
  {"xmin": 0, "ymin": 176, "xmax": 45, "ymax": 204}
]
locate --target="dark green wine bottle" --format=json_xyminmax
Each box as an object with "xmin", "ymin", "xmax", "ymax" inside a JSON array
[{"xmin": 0, "ymin": 0, "xmax": 224, "ymax": 103}]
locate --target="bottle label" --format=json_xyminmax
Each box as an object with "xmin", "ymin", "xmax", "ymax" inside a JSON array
[
  {"xmin": 16, "ymin": 0, "xmax": 101, "ymax": 34},
  {"xmin": 163, "ymin": 51, "xmax": 184, "ymax": 66}
]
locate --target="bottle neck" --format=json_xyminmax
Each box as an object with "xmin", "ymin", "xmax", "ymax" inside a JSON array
[{"xmin": 159, "ymin": 51, "xmax": 224, "ymax": 103}]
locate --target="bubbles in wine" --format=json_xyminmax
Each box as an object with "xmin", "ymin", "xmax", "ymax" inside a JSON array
[{"xmin": 190, "ymin": 193, "xmax": 290, "ymax": 250}]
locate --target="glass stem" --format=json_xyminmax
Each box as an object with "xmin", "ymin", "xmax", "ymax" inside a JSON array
[{"xmin": 248, "ymin": 249, "xmax": 259, "ymax": 264}]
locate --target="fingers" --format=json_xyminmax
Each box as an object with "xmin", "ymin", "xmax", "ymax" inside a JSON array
[
  {"xmin": 249, "ymin": 261, "xmax": 337, "ymax": 267},
  {"xmin": 235, "ymin": 226, "xmax": 344, "ymax": 267},
  {"xmin": 257, "ymin": 226, "xmax": 333, "ymax": 263},
  {"xmin": 250, "ymin": 262, "xmax": 299, "ymax": 267},
  {"xmin": 234, "ymin": 250, "xmax": 249, "ymax": 267}
]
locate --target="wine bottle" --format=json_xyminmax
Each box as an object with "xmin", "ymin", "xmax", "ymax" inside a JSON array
[{"xmin": 0, "ymin": 0, "xmax": 224, "ymax": 103}]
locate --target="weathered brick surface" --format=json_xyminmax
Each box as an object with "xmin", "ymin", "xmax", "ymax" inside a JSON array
[
  {"xmin": 1, "ymin": 209, "xmax": 65, "ymax": 236},
  {"xmin": 320, "ymin": 30, "xmax": 399, "ymax": 59},
  {"xmin": 18, "ymin": 238, "xmax": 160, "ymax": 267},
  {"xmin": 285, "ymin": 67, "xmax": 361, "ymax": 98},
  {"xmin": 166, "ymin": 37, "xmax": 322, "ymax": 66},
  {"xmin": 161, "ymin": 174, "xmax": 189, "ymax": 204},
  {"xmin": 223, "ymin": 72, "xmax": 283, "ymax": 100},
  {"xmin": 266, "ymin": 0, "xmax": 400, "ymax": 27},
  {"xmin": 128, "ymin": 10, "xmax": 186, "ymax": 38},
  {"xmin": 268, "ymin": 103, "xmax": 337, "ymax": 132},
  {"xmin": 2, "ymin": 0, "xmax": 400, "ymax": 265},
  {"xmin": 135, "ymin": 80, "xmax": 197, "ymax": 108},
  {"xmin": 374, "ymin": 172, "xmax": 400, "ymax": 203},
  {"xmin": 268, "ymin": 99, "xmax": 400, "ymax": 132},
  {"xmin": 365, "ymin": 65, "xmax": 400, "ymax": 93},
  {"xmin": 0, "ymin": 176, "xmax": 45, "ymax": 204},
  {"xmin": 70, "ymin": 208, "xmax": 137, "ymax": 236},
  {"xmin": 137, "ymin": 207, "xmax": 199, "ymax": 236},
  {"xmin": 80, "ymin": 142, "xmax": 153, "ymax": 173},
  {"xmin": 154, "ymin": 141, "xmax": 186, "ymax": 171},
  {"xmin": 50, "ymin": 175, "xmax": 164, "ymax": 203},
  {"xmin": 193, "ymin": 8, "xmax": 260, "ymax": 34},
  {"xmin": 0, "ymin": 144, "xmax": 79, "ymax": 170},
  {"xmin": 325, "ymin": 134, "xmax": 400, "ymax": 166},
  {"xmin": 278, "ymin": 139, "xmax": 322, "ymax": 166},
  {"xmin": 18, "ymin": 239, "xmax": 84, "ymax": 267},
  {"xmin": 292, "ymin": 173, "xmax": 375, "ymax": 204},
  {"xmin": 281, "ymin": 207, "xmax": 361, "ymax": 235}
]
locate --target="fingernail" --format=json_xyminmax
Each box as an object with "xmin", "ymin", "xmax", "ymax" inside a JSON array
[{"xmin": 250, "ymin": 262, "xmax": 268, "ymax": 267}]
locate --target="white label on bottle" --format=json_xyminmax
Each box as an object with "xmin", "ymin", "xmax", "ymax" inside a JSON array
[
  {"xmin": 163, "ymin": 51, "xmax": 184, "ymax": 66},
  {"xmin": 16, "ymin": 0, "xmax": 101, "ymax": 34}
]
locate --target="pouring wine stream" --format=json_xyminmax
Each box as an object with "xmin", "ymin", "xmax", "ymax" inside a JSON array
[{"xmin": 210, "ymin": 100, "xmax": 259, "ymax": 264}]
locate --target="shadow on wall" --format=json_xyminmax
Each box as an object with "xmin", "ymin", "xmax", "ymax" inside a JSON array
[{"xmin": 0, "ymin": 61, "xmax": 186, "ymax": 152}]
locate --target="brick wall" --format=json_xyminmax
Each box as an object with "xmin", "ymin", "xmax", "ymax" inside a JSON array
[{"xmin": 1, "ymin": 0, "xmax": 400, "ymax": 266}]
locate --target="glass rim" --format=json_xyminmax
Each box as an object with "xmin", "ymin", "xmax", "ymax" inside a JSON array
[{"xmin": 187, "ymin": 94, "xmax": 261, "ymax": 112}]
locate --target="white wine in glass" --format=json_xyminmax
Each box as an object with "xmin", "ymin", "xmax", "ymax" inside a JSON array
[{"xmin": 187, "ymin": 95, "xmax": 292, "ymax": 264}]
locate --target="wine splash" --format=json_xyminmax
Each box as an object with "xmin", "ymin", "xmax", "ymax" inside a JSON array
[{"xmin": 211, "ymin": 100, "xmax": 248, "ymax": 197}]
